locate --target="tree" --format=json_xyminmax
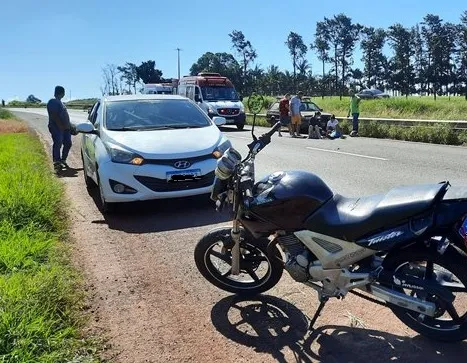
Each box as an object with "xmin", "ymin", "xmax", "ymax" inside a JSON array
[
  {"xmin": 387, "ymin": 24, "xmax": 416, "ymax": 97},
  {"xmin": 136, "ymin": 60, "xmax": 163, "ymax": 84},
  {"xmin": 26, "ymin": 94, "xmax": 41, "ymax": 103},
  {"xmin": 228, "ymin": 30, "xmax": 257, "ymax": 93},
  {"xmin": 411, "ymin": 24, "xmax": 428, "ymax": 94},
  {"xmin": 312, "ymin": 21, "xmax": 330, "ymax": 98},
  {"xmin": 285, "ymin": 32, "xmax": 308, "ymax": 89},
  {"xmin": 360, "ymin": 27, "xmax": 387, "ymax": 89},
  {"xmin": 189, "ymin": 52, "xmax": 242, "ymax": 89},
  {"xmin": 421, "ymin": 15, "xmax": 457, "ymax": 99},
  {"xmin": 101, "ymin": 64, "xmax": 119, "ymax": 96},
  {"xmin": 456, "ymin": 11, "xmax": 467, "ymax": 99},
  {"xmin": 117, "ymin": 62, "xmax": 140, "ymax": 94}
]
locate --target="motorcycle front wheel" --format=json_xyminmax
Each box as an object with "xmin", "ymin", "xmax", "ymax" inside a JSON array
[
  {"xmin": 194, "ymin": 226, "xmax": 284, "ymax": 296},
  {"xmin": 382, "ymin": 243, "xmax": 467, "ymax": 342}
]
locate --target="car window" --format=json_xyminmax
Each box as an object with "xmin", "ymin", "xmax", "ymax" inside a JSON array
[
  {"xmin": 270, "ymin": 102, "xmax": 279, "ymax": 111},
  {"xmin": 104, "ymin": 99, "xmax": 212, "ymax": 130},
  {"xmin": 89, "ymin": 102, "xmax": 100, "ymax": 125},
  {"xmin": 300, "ymin": 102, "xmax": 320, "ymax": 112}
]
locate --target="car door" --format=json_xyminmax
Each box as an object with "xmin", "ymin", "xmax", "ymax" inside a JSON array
[{"xmin": 84, "ymin": 101, "xmax": 101, "ymax": 180}]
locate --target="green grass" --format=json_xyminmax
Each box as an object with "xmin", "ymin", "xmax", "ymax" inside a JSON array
[
  {"xmin": 244, "ymin": 95, "xmax": 467, "ymax": 120},
  {"xmin": 0, "ymin": 132, "xmax": 102, "ymax": 362},
  {"xmin": 0, "ymin": 108, "xmax": 16, "ymax": 120}
]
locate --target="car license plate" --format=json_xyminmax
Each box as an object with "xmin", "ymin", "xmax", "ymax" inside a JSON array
[{"xmin": 166, "ymin": 169, "xmax": 202, "ymax": 182}]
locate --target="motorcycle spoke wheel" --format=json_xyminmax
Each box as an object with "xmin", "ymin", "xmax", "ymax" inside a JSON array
[
  {"xmin": 383, "ymin": 245, "xmax": 467, "ymax": 342},
  {"xmin": 194, "ymin": 227, "xmax": 283, "ymax": 296},
  {"xmin": 206, "ymin": 241, "xmax": 271, "ymax": 288}
]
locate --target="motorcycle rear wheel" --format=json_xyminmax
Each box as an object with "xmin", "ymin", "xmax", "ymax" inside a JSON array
[
  {"xmin": 382, "ymin": 243, "xmax": 467, "ymax": 342},
  {"xmin": 194, "ymin": 227, "xmax": 284, "ymax": 296}
]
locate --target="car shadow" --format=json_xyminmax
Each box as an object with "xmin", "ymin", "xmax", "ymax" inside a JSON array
[
  {"xmin": 88, "ymin": 188, "xmax": 233, "ymax": 233},
  {"xmin": 210, "ymin": 295, "xmax": 467, "ymax": 363}
]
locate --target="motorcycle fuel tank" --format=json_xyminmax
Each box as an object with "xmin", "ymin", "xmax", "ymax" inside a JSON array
[{"xmin": 243, "ymin": 170, "xmax": 334, "ymax": 232}]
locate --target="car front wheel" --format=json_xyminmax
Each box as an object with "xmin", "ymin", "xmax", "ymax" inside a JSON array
[{"xmin": 96, "ymin": 171, "xmax": 117, "ymax": 214}]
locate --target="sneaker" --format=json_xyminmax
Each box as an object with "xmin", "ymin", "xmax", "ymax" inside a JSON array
[
  {"xmin": 60, "ymin": 160, "xmax": 70, "ymax": 168},
  {"xmin": 53, "ymin": 161, "xmax": 63, "ymax": 171}
]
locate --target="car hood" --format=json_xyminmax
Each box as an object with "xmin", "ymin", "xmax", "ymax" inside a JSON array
[{"xmin": 104, "ymin": 125, "xmax": 224, "ymax": 158}]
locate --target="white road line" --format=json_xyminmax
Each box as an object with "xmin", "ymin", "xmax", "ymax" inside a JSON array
[
  {"xmin": 224, "ymin": 135, "xmax": 251, "ymax": 140},
  {"xmin": 305, "ymin": 146, "xmax": 388, "ymax": 161}
]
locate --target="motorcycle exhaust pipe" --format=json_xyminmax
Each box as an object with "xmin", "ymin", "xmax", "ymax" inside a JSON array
[{"xmin": 364, "ymin": 284, "xmax": 437, "ymax": 317}]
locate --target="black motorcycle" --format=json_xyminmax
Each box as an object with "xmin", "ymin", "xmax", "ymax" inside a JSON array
[{"xmin": 194, "ymin": 119, "xmax": 467, "ymax": 342}]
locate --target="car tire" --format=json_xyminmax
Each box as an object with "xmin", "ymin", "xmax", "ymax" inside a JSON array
[
  {"xmin": 236, "ymin": 124, "xmax": 245, "ymax": 131},
  {"xmin": 96, "ymin": 170, "xmax": 117, "ymax": 214},
  {"xmin": 81, "ymin": 151, "xmax": 96, "ymax": 190}
]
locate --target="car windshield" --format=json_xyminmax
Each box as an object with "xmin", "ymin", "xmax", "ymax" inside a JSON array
[
  {"xmin": 370, "ymin": 89, "xmax": 383, "ymax": 95},
  {"xmin": 201, "ymin": 86, "xmax": 239, "ymax": 101},
  {"xmin": 300, "ymin": 102, "xmax": 321, "ymax": 112},
  {"xmin": 104, "ymin": 99, "xmax": 211, "ymax": 131}
]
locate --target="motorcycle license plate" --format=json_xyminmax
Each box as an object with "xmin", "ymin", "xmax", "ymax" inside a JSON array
[{"xmin": 166, "ymin": 169, "xmax": 201, "ymax": 182}]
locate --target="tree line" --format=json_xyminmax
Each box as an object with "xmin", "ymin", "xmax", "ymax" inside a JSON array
[{"xmin": 102, "ymin": 11, "xmax": 467, "ymax": 100}]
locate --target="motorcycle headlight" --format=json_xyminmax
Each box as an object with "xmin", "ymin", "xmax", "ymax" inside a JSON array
[
  {"xmin": 212, "ymin": 138, "xmax": 232, "ymax": 159},
  {"xmin": 106, "ymin": 143, "xmax": 144, "ymax": 165}
]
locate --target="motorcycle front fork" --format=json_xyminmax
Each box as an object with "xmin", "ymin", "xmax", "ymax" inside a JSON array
[{"xmin": 231, "ymin": 218, "xmax": 241, "ymax": 275}]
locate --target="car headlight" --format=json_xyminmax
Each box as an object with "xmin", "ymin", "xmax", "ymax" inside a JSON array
[
  {"xmin": 239, "ymin": 104, "xmax": 245, "ymax": 112},
  {"xmin": 105, "ymin": 143, "xmax": 144, "ymax": 165},
  {"xmin": 212, "ymin": 138, "xmax": 232, "ymax": 159},
  {"xmin": 207, "ymin": 107, "xmax": 216, "ymax": 114}
]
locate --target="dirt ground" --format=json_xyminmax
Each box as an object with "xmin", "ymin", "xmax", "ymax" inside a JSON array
[{"xmin": 19, "ymin": 111, "xmax": 467, "ymax": 363}]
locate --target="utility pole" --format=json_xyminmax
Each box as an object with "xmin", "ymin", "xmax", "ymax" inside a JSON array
[{"xmin": 175, "ymin": 48, "xmax": 182, "ymax": 80}]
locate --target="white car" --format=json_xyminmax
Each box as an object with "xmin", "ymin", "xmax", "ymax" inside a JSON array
[{"xmin": 75, "ymin": 94, "xmax": 231, "ymax": 213}]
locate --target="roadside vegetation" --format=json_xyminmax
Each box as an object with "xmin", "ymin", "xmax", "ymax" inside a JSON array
[
  {"xmin": 243, "ymin": 95, "xmax": 467, "ymax": 120},
  {"xmin": 0, "ymin": 110, "xmax": 101, "ymax": 362}
]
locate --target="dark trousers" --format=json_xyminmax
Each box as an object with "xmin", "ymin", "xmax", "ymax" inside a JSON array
[
  {"xmin": 48, "ymin": 123, "xmax": 72, "ymax": 162},
  {"xmin": 352, "ymin": 113, "xmax": 360, "ymax": 132}
]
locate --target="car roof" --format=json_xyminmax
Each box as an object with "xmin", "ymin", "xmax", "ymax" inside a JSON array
[{"xmin": 102, "ymin": 94, "xmax": 186, "ymax": 102}]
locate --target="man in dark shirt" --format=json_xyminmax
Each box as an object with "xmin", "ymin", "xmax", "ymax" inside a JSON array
[
  {"xmin": 47, "ymin": 86, "xmax": 72, "ymax": 171},
  {"xmin": 278, "ymin": 93, "xmax": 291, "ymax": 137}
]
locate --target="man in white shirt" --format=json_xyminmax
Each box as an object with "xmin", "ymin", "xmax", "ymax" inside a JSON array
[{"xmin": 326, "ymin": 115, "xmax": 340, "ymax": 138}]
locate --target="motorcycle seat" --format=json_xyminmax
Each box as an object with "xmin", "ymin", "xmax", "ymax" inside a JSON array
[{"xmin": 305, "ymin": 183, "xmax": 448, "ymax": 242}]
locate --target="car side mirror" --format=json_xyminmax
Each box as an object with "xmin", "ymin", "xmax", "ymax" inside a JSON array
[
  {"xmin": 319, "ymin": 108, "xmax": 323, "ymax": 111},
  {"xmin": 75, "ymin": 121, "xmax": 97, "ymax": 134},
  {"xmin": 212, "ymin": 116, "xmax": 226, "ymax": 126}
]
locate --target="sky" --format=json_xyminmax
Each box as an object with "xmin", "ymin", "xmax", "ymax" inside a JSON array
[{"xmin": 0, "ymin": 0, "xmax": 466, "ymax": 103}]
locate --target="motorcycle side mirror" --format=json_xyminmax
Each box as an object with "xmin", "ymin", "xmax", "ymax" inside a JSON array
[{"xmin": 247, "ymin": 93, "xmax": 264, "ymax": 142}]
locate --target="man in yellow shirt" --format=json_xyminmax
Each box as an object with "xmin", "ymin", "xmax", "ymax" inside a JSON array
[{"xmin": 347, "ymin": 90, "xmax": 361, "ymax": 137}]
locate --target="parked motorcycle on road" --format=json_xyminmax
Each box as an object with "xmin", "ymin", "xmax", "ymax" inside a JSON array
[{"xmin": 194, "ymin": 116, "xmax": 467, "ymax": 342}]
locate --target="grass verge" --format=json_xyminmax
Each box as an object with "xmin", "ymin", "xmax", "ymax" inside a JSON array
[{"xmin": 0, "ymin": 120, "xmax": 102, "ymax": 362}]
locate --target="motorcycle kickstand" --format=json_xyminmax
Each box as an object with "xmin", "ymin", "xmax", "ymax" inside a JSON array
[{"xmin": 308, "ymin": 296, "xmax": 329, "ymax": 330}]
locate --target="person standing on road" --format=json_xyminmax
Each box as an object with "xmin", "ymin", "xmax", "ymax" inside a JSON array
[
  {"xmin": 47, "ymin": 86, "xmax": 73, "ymax": 171},
  {"xmin": 289, "ymin": 91, "xmax": 304, "ymax": 138},
  {"xmin": 278, "ymin": 93, "xmax": 292, "ymax": 137},
  {"xmin": 347, "ymin": 90, "xmax": 361, "ymax": 137}
]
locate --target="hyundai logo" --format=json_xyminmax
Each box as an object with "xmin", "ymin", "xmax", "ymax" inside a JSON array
[{"xmin": 174, "ymin": 160, "xmax": 191, "ymax": 169}]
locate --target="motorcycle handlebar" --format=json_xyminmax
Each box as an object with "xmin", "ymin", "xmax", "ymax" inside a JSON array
[
  {"xmin": 265, "ymin": 121, "xmax": 282, "ymax": 138},
  {"xmin": 247, "ymin": 121, "xmax": 282, "ymax": 154}
]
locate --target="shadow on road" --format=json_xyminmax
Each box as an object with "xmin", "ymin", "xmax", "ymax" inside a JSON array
[
  {"xmin": 55, "ymin": 167, "xmax": 83, "ymax": 178},
  {"xmin": 210, "ymin": 295, "xmax": 467, "ymax": 363},
  {"xmin": 88, "ymin": 189, "xmax": 233, "ymax": 233}
]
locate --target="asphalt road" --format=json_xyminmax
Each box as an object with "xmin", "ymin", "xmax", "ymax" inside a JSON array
[
  {"xmin": 13, "ymin": 107, "xmax": 466, "ymax": 197},
  {"xmin": 10, "ymin": 107, "xmax": 467, "ymax": 363}
]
